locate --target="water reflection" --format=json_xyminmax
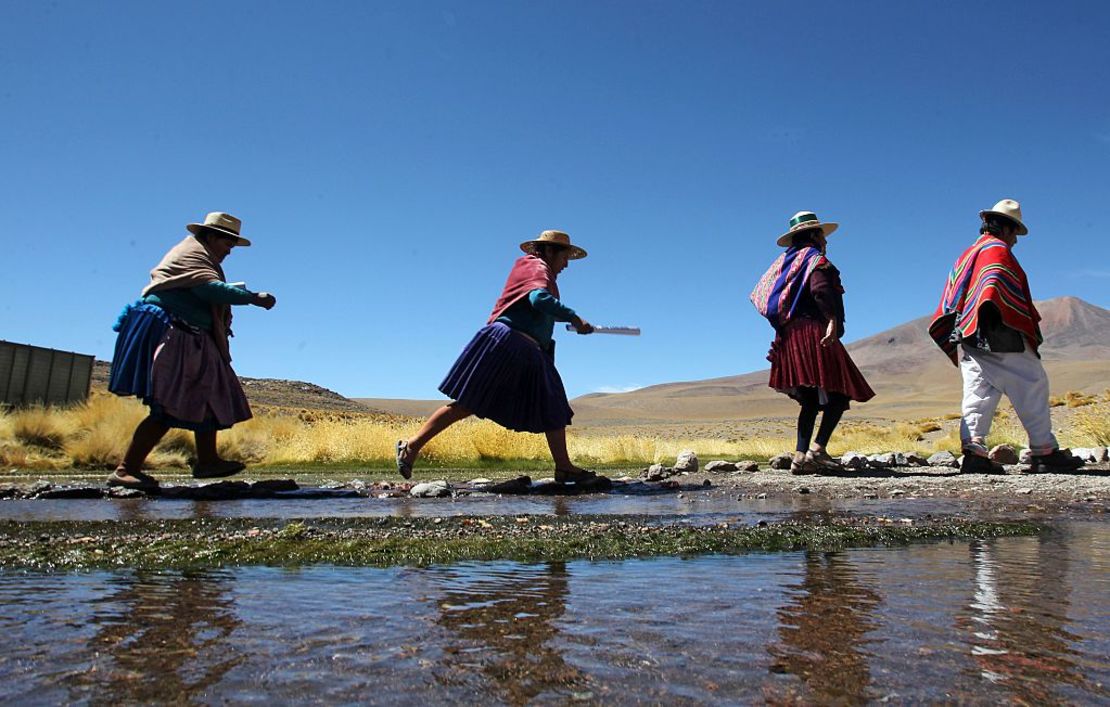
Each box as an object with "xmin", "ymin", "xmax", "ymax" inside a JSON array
[
  {"xmin": 767, "ymin": 551, "xmax": 882, "ymax": 703},
  {"xmin": 0, "ymin": 526, "xmax": 1107, "ymax": 703},
  {"xmin": 959, "ymin": 536, "xmax": 1107, "ymax": 703},
  {"xmin": 69, "ymin": 571, "xmax": 241, "ymax": 703},
  {"xmin": 432, "ymin": 561, "xmax": 585, "ymax": 704}
]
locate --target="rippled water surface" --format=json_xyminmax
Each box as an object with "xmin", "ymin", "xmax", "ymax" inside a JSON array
[
  {"xmin": 1, "ymin": 523, "xmax": 1107, "ymax": 704},
  {"xmin": 0, "ymin": 490, "xmax": 980, "ymax": 524}
]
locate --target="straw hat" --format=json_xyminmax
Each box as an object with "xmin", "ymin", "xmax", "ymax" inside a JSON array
[
  {"xmin": 187, "ymin": 212, "xmax": 252, "ymax": 246},
  {"xmin": 519, "ymin": 230, "xmax": 587, "ymax": 259},
  {"xmin": 777, "ymin": 211, "xmax": 839, "ymax": 247},
  {"xmin": 979, "ymin": 199, "xmax": 1027, "ymax": 236}
]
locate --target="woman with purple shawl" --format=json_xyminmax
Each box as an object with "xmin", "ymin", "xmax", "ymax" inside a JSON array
[
  {"xmin": 106, "ymin": 212, "xmax": 277, "ymax": 489},
  {"xmin": 396, "ymin": 230, "xmax": 598, "ymax": 483},
  {"xmin": 751, "ymin": 211, "xmax": 874, "ymax": 474}
]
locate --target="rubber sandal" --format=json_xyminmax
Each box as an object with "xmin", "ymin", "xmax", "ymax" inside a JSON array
[
  {"xmin": 396, "ymin": 440, "xmax": 414, "ymax": 480},
  {"xmin": 789, "ymin": 458, "xmax": 819, "ymax": 475},
  {"xmin": 806, "ymin": 449, "xmax": 843, "ymax": 470},
  {"xmin": 107, "ymin": 469, "xmax": 160, "ymax": 490},
  {"xmin": 192, "ymin": 459, "xmax": 246, "ymax": 479}
]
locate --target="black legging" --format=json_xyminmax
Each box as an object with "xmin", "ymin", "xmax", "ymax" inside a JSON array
[{"xmin": 795, "ymin": 388, "xmax": 850, "ymax": 452}]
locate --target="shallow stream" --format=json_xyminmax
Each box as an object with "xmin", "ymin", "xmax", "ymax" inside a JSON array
[{"xmin": 1, "ymin": 518, "xmax": 1107, "ymax": 703}]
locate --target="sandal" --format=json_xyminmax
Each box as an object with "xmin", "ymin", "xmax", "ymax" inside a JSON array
[
  {"xmin": 789, "ymin": 457, "xmax": 819, "ymax": 475},
  {"xmin": 555, "ymin": 468, "xmax": 597, "ymax": 484},
  {"xmin": 192, "ymin": 459, "xmax": 246, "ymax": 479},
  {"xmin": 806, "ymin": 449, "xmax": 843, "ymax": 471},
  {"xmin": 396, "ymin": 440, "xmax": 414, "ymax": 480},
  {"xmin": 107, "ymin": 469, "xmax": 160, "ymax": 490}
]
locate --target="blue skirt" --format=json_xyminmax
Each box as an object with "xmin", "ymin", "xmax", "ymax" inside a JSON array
[
  {"xmin": 108, "ymin": 302, "xmax": 172, "ymax": 401},
  {"xmin": 439, "ymin": 322, "xmax": 573, "ymax": 433}
]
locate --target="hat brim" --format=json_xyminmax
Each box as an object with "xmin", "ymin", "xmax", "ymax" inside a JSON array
[
  {"xmin": 188, "ymin": 223, "xmax": 252, "ymax": 246},
  {"xmin": 978, "ymin": 210, "xmax": 1028, "ymax": 236},
  {"xmin": 776, "ymin": 222, "xmax": 838, "ymax": 247},
  {"xmin": 519, "ymin": 241, "xmax": 588, "ymax": 260}
]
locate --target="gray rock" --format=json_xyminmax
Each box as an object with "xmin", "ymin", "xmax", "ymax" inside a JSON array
[
  {"xmin": 1071, "ymin": 447, "xmax": 1094, "ymax": 462},
  {"xmin": 893, "ymin": 452, "xmax": 909, "ymax": 467},
  {"xmin": 870, "ymin": 453, "xmax": 897, "ymax": 467},
  {"xmin": 486, "ymin": 476, "xmax": 532, "ymax": 494},
  {"xmin": 904, "ymin": 452, "xmax": 929, "ymax": 466},
  {"xmin": 989, "ymin": 444, "xmax": 1019, "ymax": 465},
  {"xmin": 36, "ymin": 486, "xmax": 104, "ymax": 500},
  {"xmin": 106, "ymin": 486, "xmax": 147, "ymax": 499},
  {"xmin": 841, "ymin": 452, "xmax": 868, "ymax": 469},
  {"xmin": 1019, "ymin": 448, "xmax": 1033, "ymax": 464},
  {"xmin": 738, "ymin": 460, "xmax": 760, "ymax": 472},
  {"xmin": 704, "ymin": 460, "xmax": 738, "ymax": 473},
  {"xmin": 1071, "ymin": 447, "xmax": 1107, "ymax": 463},
  {"xmin": 410, "ymin": 480, "xmax": 451, "ymax": 498},
  {"xmin": 1096, "ymin": 447, "xmax": 1109, "ymax": 463},
  {"xmin": 674, "ymin": 450, "xmax": 699, "ymax": 473},
  {"xmin": 251, "ymin": 479, "xmax": 299, "ymax": 494},
  {"xmin": 531, "ymin": 475, "xmax": 612, "ymax": 494},
  {"xmin": 641, "ymin": 464, "xmax": 674, "ymax": 482},
  {"xmin": 769, "ymin": 454, "xmax": 792, "ymax": 470},
  {"xmin": 927, "ymin": 451, "xmax": 958, "ymax": 468}
]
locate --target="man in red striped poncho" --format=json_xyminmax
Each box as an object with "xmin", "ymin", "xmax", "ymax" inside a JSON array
[{"xmin": 929, "ymin": 199, "xmax": 1083, "ymax": 474}]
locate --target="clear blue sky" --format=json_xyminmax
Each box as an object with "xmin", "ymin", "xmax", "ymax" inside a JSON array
[{"xmin": 2, "ymin": 1, "xmax": 1107, "ymax": 399}]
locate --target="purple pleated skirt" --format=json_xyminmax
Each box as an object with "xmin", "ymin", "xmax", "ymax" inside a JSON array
[{"xmin": 439, "ymin": 322, "xmax": 573, "ymax": 433}]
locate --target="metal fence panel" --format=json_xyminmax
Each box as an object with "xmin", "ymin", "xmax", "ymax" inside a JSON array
[{"xmin": 0, "ymin": 340, "xmax": 94, "ymax": 407}]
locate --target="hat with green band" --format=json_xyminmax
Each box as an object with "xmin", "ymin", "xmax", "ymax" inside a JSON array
[{"xmin": 777, "ymin": 210, "xmax": 839, "ymax": 247}]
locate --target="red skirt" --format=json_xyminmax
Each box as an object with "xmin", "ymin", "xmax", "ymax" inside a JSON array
[{"xmin": 768, "ymin": 318, "xmax": 875, "ymax": 406}]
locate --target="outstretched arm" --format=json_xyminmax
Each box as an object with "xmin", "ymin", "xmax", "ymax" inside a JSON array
[{"xmin": 529, "ymin": 289, "xmax": 593, "ymax": 334}]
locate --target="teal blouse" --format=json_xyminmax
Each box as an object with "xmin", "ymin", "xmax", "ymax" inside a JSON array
[
  {"xmin": 495, "ymin": 288, "xmax": 577, "ymax": 351},
  {"xmin": 143, "ymin": 281, "xmax": 254, "ymax": 330}
]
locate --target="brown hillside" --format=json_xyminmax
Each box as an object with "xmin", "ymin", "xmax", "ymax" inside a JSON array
[
  {"xmin": 570, "ymin": 297, "xmax": 1110, "ymax": 425},
  {"xmin": 92, "ymin": 360, "xmax": 381, "ymax": 415}
]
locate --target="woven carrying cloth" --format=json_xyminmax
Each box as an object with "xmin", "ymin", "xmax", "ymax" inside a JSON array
[
  {"xmin": 750, "ymin": 246, "xmax": 829, "ymax": 330},
  {"xmin": 487, "ymin": 255, "xmax": 559, "ymax": 324},
  {"xmin": 928, "ymin": 235, "xmax": 1041, "ymax": 365}
]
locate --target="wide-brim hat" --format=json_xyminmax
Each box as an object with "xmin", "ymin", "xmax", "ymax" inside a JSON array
[
  {"xmin": 519, "ymin": 229, "xmax": 587, "ymax": 259},
  {"xmin": 187, "ymin": 211, "xmax": 252, "ymax": 246},
  {"xmin": 777, "ymin": 211, "xmax": 838, "ymax": 247},
  {"xmin": 979, "ymin": 198, "xmax": 1027, "ymax": 236}
]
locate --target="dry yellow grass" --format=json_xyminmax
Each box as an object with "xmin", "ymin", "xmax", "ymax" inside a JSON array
[
  {"xmin": 1067, "ymin": 407, "xmax": 1110, "ymax": 447},
  {"xmin": 1, "ymin": 394, "xmax": 1106, "ymax": 470}
]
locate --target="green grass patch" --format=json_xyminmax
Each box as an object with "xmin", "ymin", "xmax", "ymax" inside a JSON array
[{"xmin": 0, "ymin": 516, "xmax": 1045, "ymax": 571}]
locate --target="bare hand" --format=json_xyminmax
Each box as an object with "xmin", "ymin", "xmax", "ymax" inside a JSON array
[
  {"xmin": 253, "ymin": 292, "xmax": 277, "ymax": 310},
  {"xmin": 820, "ymin": 319, "xmax": 838, "ymax": 347},
  {"xmin": 573, "ymin": 318, "xmax": 595, "ymax": 335}
]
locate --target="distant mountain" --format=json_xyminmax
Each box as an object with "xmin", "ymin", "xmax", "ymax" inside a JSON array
[{"xmin": 570, "ymin": 297, "xmax": 1110, "ymax": 424}]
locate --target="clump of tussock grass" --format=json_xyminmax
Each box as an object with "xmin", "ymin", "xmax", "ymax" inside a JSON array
[
  {"xmin": 11, "ymin": 406, "xmax": 67, "ymax": 450},
  {"xmin": 62, "ymin": 394, "xmax": 147, "ymax": 468},
  {"xmin": 1067, "ymin": 406, "xmax": 1110, "ymax": 447},
  {"xmin": 826, "ymin": 421, "xmax": 936, "ymax": 457}
]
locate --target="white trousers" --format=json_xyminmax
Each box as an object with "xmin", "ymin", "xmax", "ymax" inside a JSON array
[{"xmin": 959, "ymin": 346, "xmax": 1058, "ymax": 456}]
